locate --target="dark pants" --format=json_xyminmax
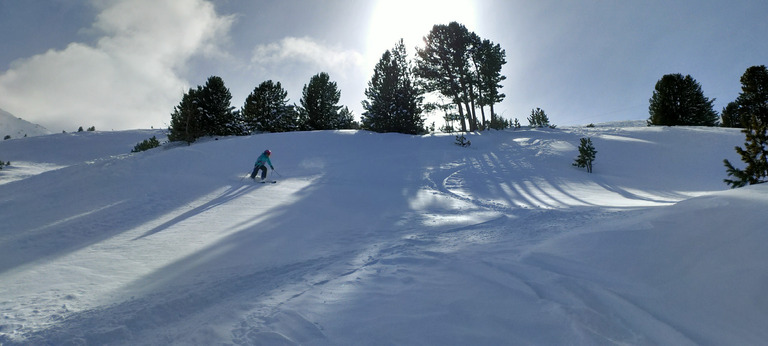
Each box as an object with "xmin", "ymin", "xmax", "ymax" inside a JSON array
[{"xmin": 250, "ymin": 165, "xmax": 268, "ymax": 180}]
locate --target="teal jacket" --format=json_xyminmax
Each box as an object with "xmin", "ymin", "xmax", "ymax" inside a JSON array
[{"xmin": 255, "ymin": 153, "xmax": 273, "ymax": 169}]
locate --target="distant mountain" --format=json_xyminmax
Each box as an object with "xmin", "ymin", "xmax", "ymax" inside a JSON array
[{"xmin": 0, "ymin": 108, "xmax": 51, "ymax": 139}]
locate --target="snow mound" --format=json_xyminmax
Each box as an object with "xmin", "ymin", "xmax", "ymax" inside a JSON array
[{"xmin": 0, "ymin": 108, "xmax": 51, "ymax": 139}]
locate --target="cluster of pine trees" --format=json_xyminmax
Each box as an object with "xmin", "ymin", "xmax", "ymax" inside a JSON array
[
  {"xmin": 646, "ymin": 66, "xmax": 767, "ymax": 130},
  {"xmin": 168, "ymin": 73, "xmax": 355, "ymax": 144},
  {"xmin": 168, "ymin": 21, "xmax": 509, "ymax": 142},
  {"xmin": 414, "ymin": 22, "xmax": 506, "ymax": 133},
  {"xmin": 723, "ymin": 65, "xmax": 768, "ymax": 188},
  {"xmin": 644, "ymin": 65, "xmax": 768, "ymax": 188}
]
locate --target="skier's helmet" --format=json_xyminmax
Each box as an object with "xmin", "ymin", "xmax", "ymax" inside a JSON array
[{"xmin": 264, "ymin": 150, "xmax": 272, "ymax": 156}]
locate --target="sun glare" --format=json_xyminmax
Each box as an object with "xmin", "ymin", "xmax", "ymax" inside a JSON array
[{"xmin": 366, "ymin": 0, "xmax": 477, "ymax": 68}]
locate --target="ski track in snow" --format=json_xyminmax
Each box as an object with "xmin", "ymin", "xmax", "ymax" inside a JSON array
[{"xmin": 1, "ymin": 125, "xmax": 763, "ymax": 345}]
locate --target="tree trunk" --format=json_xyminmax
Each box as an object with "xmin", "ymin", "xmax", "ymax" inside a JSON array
[
  {"xmin": 456, "ymin": 102, "xmax": 468, "ymax": 132},
  {"xmin": 489, "ymin": 103, "xmax": 496, "ymax": 125}
]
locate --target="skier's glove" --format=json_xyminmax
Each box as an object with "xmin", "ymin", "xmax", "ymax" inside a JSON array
[{"xmin": 270, "ymin": 165, "xmax": 274, "ymax": 170}]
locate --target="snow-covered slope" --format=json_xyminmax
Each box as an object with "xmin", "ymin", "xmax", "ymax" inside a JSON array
[
  {"xmin": 0, "ymin": 108, "xmax": 51, "ymax": 139},
  {"xmin": 1, "ymin": 124, "xmax": 765, "ymax": 345}
]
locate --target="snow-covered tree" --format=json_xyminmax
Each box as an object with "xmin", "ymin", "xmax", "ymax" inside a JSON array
[
  {"xmin": 168, "ymin": 87, "xmax": 204, "ymax": 144},
  {"xmin": 297, "ymin": 72, "xmax": 350, "ymax": 130},
  {"xmin": 242, "ymin": 80, "xmax": 298, "ymax": 133},
  {"xmin": 168, "ymin": 76, "xmax": 240, "ymax": 143},
  {"xmin": 197, "ymin": 76, "xmax": 240, "ymax": 136}
]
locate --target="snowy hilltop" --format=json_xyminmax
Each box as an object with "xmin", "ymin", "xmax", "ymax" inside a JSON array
[
  {"xmin": 0, "ymin": 108, "xmax": 51, "ymax": 140},
  {"xmin": 1, "ymin": 124, "xmax": 767, "ymax": 345}
]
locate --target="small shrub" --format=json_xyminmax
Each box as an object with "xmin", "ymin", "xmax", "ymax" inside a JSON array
[
  {"xmin": 87, "ymin": 126, "xmax": 96, "ymax": 131},
  {"xmin": 3, "ymin": 135, "xmax": 10, "ymax": 140},
  {"xmin": 455, "ymin": 134, "xmax": 471, "ymax": 147},
  {"xmin": 528, "ymin": 107, "xmax": 552, "ymax": 128},
  {"xmin": 131, "ymin": 136, "xmax": 161, "ymax": 153},
  {"xmin": 573, "ymin": 137, "xmax": 597, "ymax": 173},
  {"xmin": 488, "ymin": 116, "xmax": 511, "ymax": 130}
]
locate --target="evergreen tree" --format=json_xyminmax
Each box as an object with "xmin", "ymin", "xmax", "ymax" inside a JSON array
[
  {"xmin": 362, "ymin": 39, "xmax": 425, "ymax": 134},
  {"xmin": 197, "ymin": 76, "xmax": 240, "ymax": 136},
  {"xmin": 168, "ymin": 76, "xmax": 241, "ymax": 143},
  {"xmin": 648, "ymin": 73, "xmax": 719, "ymax": 126},
  {"xmin": 721, "ymin": 101, "xmax": 743, "ymax": 128},
  {"xmin": 528, "ymin": 108, "xmax": 550, "ymax": 127},
  {"xmin": 473, "ymin": 39, "xmax": 506, "ymax": 128},
  {"xmin": 415, "ymin": 22, "xmax": 507, "ymax": 132},
  {"xmin": 242, "ymin": 80, "xmax": 297, "ymax": 133},
  {"xmin": 131, "ymin": 136, "xmax": 161, "ymax": 153},
  {"xmin": 573, "ymin": 137, "xmax": 597, "ymax": 173},
  {"xmin": 337, "ymin": 106, "xmax": 357, "ymax": 129},
  {"xmin": 723, "ymin": 65, "xmax": 768, "ymax": 129},
  {"xmin": 724, "ymin": 114, "xmax": 768, "ymax": 188},
  {"xmin": 298, "ymin": 72, "xmax": 347, "ymax": 130},
  {"xmin": 168, "ymin": 87, "xmax": 204, "ymax": 144},
  {"xmin": 416, "ymin": 22, "xmax": 474, "ymax": 132},
  {"xmin": 723, "ymin": 66, "xmax": 768, "ymax": 188}
]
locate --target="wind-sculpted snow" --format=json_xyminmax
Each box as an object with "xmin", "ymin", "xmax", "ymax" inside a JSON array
[{"xmin": 1, "ymin": 125, "xmax": 766, "ymax": 345}]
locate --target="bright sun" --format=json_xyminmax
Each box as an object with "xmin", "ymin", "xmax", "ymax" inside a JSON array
[{"xmin": 366, "ymin": 0, "xmax": 477, "ymax": 68}]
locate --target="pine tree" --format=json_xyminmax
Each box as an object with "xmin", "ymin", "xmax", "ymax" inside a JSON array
[
  {"xmin": 336, "ymin": 106, "xmax": 357, "ymax": 129},
  {"xmin": 131, "ymin": 136, "xmax": 161, "ymax": 153},
  {"xmin": 168, "ymin": 87, "xmax": 204, "ymax": 144},
  {"xmin": 362, "ymin": 39, "xmax": 425, "ymax": 134},
  {"xmin": 472, "ymin": 38, "xmax": 506, "ymax": 128},
  {"xmin": 168, "ymin": 76, "xmax": 241, "ymax": 143},
  {"xmin": 573, "ymin": 137, "xmax": 597, "ymax": 173},
  {"xmin": 724, "ymin": 114, "xmax": 768, "ymax": 188},
  {"xmin": 415, "ymin": 22, "xmax": 507, "ymax": 132},
  {"xmin": 723, "ymin": 66, "xmax": 768, "ymax": 188},
  {"xmin": 648, "ymin": 73, "xmax": 718, "ymax": 126},
  {"xmin": 298, "ymin": 72, "xmax": 346, "ymax": 130},
  {"xmin": 416, "ymin": 22, "xmax": 473, "ymax": 132},
  {"xmin": 721, "ymin": 101, "xmax": 743, "ymax": 128},
  {"xmin": 724, "ymin": 65, "xmax": 768, "ymax": 129},
  {"xmin": 197, "ymin": 76, "xmax": 240, "ymax": 136},
  {"xmin": 242, "ymin": 80, "xmax": 297, "ymax": 133},
  {"xmin": 528, "ymin": 108, "xmax": 550, "ymax": 127}
]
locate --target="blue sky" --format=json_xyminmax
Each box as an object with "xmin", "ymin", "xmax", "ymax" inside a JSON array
[{"xmin": 1, "ymin": 0, "xmax": 766, "ymax": 131}]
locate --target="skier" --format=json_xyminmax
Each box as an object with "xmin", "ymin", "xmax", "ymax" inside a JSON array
[{"xmin": 250, "ymin": 149, "xmax": 274, "ymax": 181}]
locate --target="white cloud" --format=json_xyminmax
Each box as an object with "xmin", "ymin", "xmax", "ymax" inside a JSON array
[
  {"xmin": 0, "ymin": 0, "xmax": 234, "ymax": 131},
  {"xmin": 251, "ymin": 37, "xmax": 364, "ymax": 79}
]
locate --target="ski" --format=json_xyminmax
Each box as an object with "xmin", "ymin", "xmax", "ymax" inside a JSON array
[{"xmin": 260, "ymin": 180, "xmax": 277, "ymax": 184}]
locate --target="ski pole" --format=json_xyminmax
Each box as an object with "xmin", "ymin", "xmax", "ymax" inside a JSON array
[{"xmin": 272, "ymin": 168, "xmax": 283, "ymax": 178}]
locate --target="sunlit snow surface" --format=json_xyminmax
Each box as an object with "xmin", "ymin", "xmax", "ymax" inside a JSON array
[{"xmin": 1, "ymin": 124, "xmax": 767, "ymax": 345}]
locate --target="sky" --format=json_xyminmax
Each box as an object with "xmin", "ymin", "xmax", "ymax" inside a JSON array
[{"xmin": 0, "ymin": 0, "xmax": 766, "ymax": 132}]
